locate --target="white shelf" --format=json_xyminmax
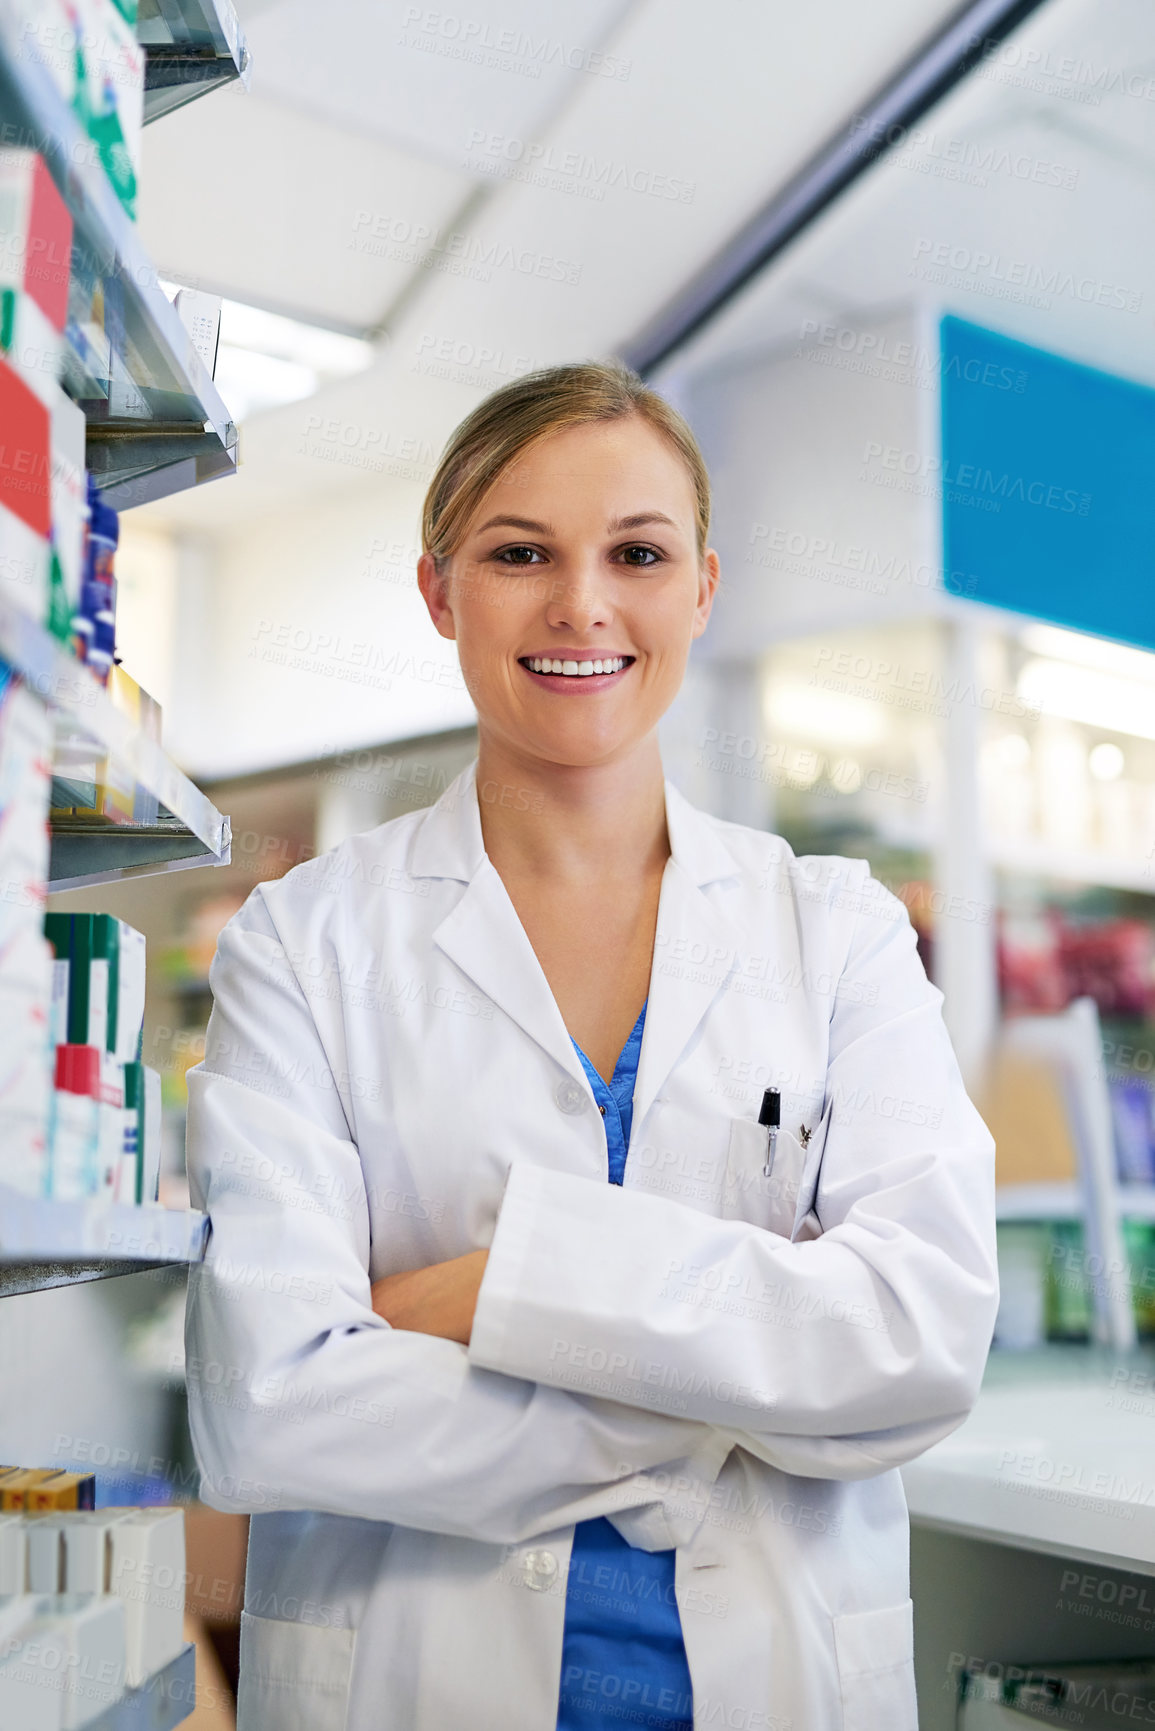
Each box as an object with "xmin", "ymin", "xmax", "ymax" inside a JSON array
[
  {"xmin": 996, "ymin": 1181, "xmax": 1155, "ymax": 1221},
  {"xmin": 989, "ymin": 835, "xmax": 1155, "ymax": 897},
  {"xmin": 0, "ymin": 1191, "xmax": 209, "ymax": 1297}
]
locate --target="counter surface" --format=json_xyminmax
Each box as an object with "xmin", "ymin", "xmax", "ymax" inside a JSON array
[{"xmin": 902, "ymin": 1345, "xmax": 1155, "ymax": 1576}]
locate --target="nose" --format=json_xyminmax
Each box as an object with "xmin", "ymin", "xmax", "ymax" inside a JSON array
[{"xmin": 543, "ymin": 557, "xmax": 614, "ymax": 635}]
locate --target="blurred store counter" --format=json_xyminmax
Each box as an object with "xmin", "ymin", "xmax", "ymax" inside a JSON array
[
  {"xmin": 903, "ymin": 1344, "xmax": 1155, "ymax": 1575},
  {"xmin": 903, "ymin": 1346, "xmax": 1155, "ymax": 1731}
]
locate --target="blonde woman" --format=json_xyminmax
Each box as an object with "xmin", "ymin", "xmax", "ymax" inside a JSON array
[{"xmin": 185, "ymin": 362, "xmax": 998, "ymax": 1731}]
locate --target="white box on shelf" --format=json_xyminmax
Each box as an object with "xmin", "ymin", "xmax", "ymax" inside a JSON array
[
  {"xmin": 107, "ymin": 1507, "xmax": 185, "ymax": 1688},
  {"xmin": 24, "ymin": 1515, "xmax": 67, "ymax": 1594},
  {"xmin": 60, "ymin": 1511, "xmax": 130, "ymax": 1595},
  {"xmin": 38, "ymin": 1592, "xmax": 126, "ymax": 1728},
  {"xmin": 0, "ymin": 1516, "xmax": 26, "ymax": 1593},
  {"xmin": 0, "ymin": 1609, "xmax": 64, "ymax": 1731}
]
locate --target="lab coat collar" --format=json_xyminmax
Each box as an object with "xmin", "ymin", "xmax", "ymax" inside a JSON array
[
  {"xmin": 410, "ymin": 756, "xmax": 743, "ymax": 888},
  {"xmin": 411, "ymin": 758, "xmax": 750, "ymax": 1124}
]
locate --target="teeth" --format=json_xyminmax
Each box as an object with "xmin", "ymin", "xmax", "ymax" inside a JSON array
[{"xmin": 526, "ymin": 656, "xmax": 628, "ymax": 676}]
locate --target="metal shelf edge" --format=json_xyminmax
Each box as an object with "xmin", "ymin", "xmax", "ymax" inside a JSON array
[
  {"xmin": 0, "ymin": 1, "xmax": 239, "ymax": 507},
  {"xmin": 0, "ymin": 597, "xmax": 228, "ymax": 860}
]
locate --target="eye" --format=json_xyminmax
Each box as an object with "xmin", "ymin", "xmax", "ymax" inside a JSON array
[
  {"xmin": 492, "ymin": 544, "xmax": 544, "ymax": 566},
  {"xmin": 618, "ymin": 544, "xmax": 663, "ymax": 567}
]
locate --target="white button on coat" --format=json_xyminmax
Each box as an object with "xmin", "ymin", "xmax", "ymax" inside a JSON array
[
  {"xmin": 185, "ymin": 756, "xmax": 998, "ymax": 1731},
  {"xmin": 521, "ymin": 1550, "xmax": 559, "ymax": 1590},
  {"xmin": 554, "ymin": 1079, "xmax": 586, "ymax": 1114}
]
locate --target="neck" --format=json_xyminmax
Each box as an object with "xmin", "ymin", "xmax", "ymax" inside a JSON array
[{"xmin": 474, "ymin": 731, "xmax": 670, "ymax": 882}]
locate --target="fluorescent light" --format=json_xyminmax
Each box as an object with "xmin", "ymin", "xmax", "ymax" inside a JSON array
[
  {"xmin": 161, "ymin": 280, "xmax": 375, "ymax": 420},
  {"xmin": 1018, "ymin": 658, "xmax": 1155, "ymax": 742},
  {"xmin": 763, "ymin": 679, "xmax": 889, "ymax": 748},
  {"xmin": 1020, "ymin": 623, "xmax": 1155, "ymax": 682}
]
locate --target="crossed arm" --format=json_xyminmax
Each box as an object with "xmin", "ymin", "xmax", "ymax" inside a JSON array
[{"xmin": 371, "ymin": 1249, "xmax": 488, "ymax": 1344}]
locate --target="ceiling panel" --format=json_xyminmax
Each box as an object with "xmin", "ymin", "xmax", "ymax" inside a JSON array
[
  {"xmin": 239, "ymin": 0, "xmax": 635, "ymax": 173},
  {"xmin": 136, "ymin": 87, "xmax": 473, "ymax": 329}
]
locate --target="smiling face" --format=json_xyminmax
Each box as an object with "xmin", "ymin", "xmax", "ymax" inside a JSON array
[{"xmin": 418, "ymin": 415, "xmax": 719, "ymax": 772}]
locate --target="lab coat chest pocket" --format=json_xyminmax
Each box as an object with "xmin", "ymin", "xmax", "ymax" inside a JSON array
[
  {"xmin": 723, "ymin": 1103, "xmax": 830, "ymax": 1240},
  {"xmin": 237, "ymin": 1611, "xmax": 355, "ymax": 1731}
]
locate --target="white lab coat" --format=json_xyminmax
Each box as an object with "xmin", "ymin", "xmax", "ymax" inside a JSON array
[{"xmin": 184, "ymin": 755, "xmax": 998, "ymax": 1731}]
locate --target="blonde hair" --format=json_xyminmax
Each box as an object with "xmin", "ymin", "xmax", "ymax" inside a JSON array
[{"xmin": 421, "ymin": 361, "xmax": 711, "ymax": 569}]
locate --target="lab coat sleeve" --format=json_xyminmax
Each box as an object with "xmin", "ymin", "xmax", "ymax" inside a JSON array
[
  {"xmin": 183, "ymin": 889, "xmax": 733, "ymax": 1544},
  {"xmin": 467, "ymin": 872, "xmax": 1000, "ymax": 1481}
]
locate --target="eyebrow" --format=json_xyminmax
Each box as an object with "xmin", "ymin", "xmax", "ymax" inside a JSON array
[{"xmin": 474, "ymin": 511, "xmax": 681, "ymax": 535}]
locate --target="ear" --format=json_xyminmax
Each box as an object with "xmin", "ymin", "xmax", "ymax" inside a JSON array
[
  {"xmin": 690, "ymin": 548, "xmax": 721, "ymax": 640},
  {"xmin": 417, "ymin": 551, "xmax": 458, "ymax": 642}
]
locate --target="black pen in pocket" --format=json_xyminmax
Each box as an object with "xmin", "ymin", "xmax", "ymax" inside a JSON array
[{"xmin": 758, "ymin": 1088, "xmax": 780, "ymax": 1177}]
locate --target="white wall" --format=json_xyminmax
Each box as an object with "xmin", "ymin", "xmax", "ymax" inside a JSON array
[
  {"xmin": 126, "ymin": 483, "xmax": 476, "ymax": 781},
  {"xmin": 681, "ymin": 306, "xmax": 945, "ymax": 657}
]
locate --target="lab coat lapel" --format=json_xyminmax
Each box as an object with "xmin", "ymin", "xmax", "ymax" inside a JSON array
[
  {"xmin": 432, "ymin": 860, "xmax": 592, "ymax": 1088},
  {"xmin": 410, "ymin": 760, "xmax": 750, "ymax": 1107},
  {"xmin": 632, "ymin": 785, "xmax": 748, "ymax": 1131},
  {"xmin": 413, "ymin": 761, "xmax": 591, "ymax": 1090}
]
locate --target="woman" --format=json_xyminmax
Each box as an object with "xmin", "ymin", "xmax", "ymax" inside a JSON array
[{"xmin": 185, "ymin": 361, "xmax": 998, "ymax": 1731}]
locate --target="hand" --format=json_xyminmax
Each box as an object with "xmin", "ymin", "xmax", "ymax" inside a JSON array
[{"xmin": 370, "ymin": 1249, "xmax": 489, "ymax": 1346}]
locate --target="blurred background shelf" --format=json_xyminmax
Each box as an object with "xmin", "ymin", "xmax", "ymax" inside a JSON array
[
  {"xmin": 0, "ymin": 0, "xmax": 238, "ymax": 507},
  {"xmin": 997, "ymin": 1181, "xmax": 1155, "ymax": 1222},
  {"xmin": 139, "ymin": 0, "xmax": 250, "ymax": 125},
  {"xmin": 0, "ymin": 1192, "xmax": 208, "ymax": 1297},
  {"xmin": 990, "ymin": 837, "xmax": 1155, "ymax": 898}
]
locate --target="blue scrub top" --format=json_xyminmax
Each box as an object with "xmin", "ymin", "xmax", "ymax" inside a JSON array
[{"xmin": 556, "ymin": 1001, "xmax": 694, "ymax": 1731}]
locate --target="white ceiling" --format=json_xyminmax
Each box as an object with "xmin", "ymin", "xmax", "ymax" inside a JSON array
[
  {"xmin": 657, "ymin": 0, "xmax": 1155, "ymax": 394},
  {"xmin": 133, "ymin": 0, "xmax": 969, "ymax": 532}
]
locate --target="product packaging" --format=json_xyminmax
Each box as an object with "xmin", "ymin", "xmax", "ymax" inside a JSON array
[
  {"xmin": 70, "ymin": 0, "xmax": 146, "ymax": 221},
  {"xmin": 51, "ymin": 392, "xmax": 87, "ymax": 634},
  {"xmin": 0, "ymin": 1512, "xmax": 25, "ymax": 1591},
  {"xmin": 0, "ymin": 150, "xmax": 72, "ymax": 331},
  {"xmin": 107, "ymin": 1506, "xmax": 185, "ymax": 1687},
  {"xmin": 0, "ymin": 664, "xmax": 55, "ymax": 1195},
  {"xmin": 122, "ymin": 1062, "xmax": 161, "ymax": 1202},
  {"xmin": 0, "ymin": 287, "xmax": 65, "ymax": 409},
  {"xmin": 0, "ymin": 356, "xmax": 51, "ymax": 623},
  {"xmin": 44, "ymin": 913, "xmax": 145, "ymax": 1059}
]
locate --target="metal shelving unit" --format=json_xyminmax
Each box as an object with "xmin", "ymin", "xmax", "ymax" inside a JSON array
[
  {"xmin": 0, "ymin": 595, "xmax": 230, "ymax": 889},
  {"xmin": 139, "ymin": 0, "xmax": 250, "ymax": 125},
  {"xmin": 0, "ymin": 0, "xmax": 239, "ymax": 508},
  {"xmin": 0, "ymin": 1192, "xmax": 208, "ymax": 1297}
]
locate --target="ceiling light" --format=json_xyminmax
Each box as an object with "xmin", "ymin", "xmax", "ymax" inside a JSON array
[
  {"xmin": 1019, "ymin": 623, "xmax": 1155, "ymax": 682},
  {"xmin": 1017, "ymin": 659, "xmax": 1155, "ymax": 742},
  {"xmin": 162, "ymin": 281, "xmax": 376, "ymax": 421}
]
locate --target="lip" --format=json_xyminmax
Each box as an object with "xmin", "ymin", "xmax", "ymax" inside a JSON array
[{"xmin": 518, "ymin": 653, "xmax": 635, "ymax": 692}]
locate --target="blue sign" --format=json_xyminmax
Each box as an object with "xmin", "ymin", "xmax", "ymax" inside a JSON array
[{"xmin": 940, "ymin": 315, "xmax": 1155, "ymax": 651}]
